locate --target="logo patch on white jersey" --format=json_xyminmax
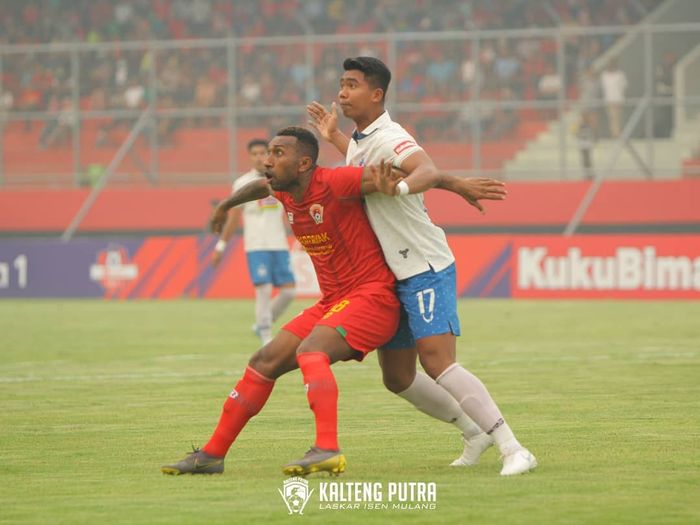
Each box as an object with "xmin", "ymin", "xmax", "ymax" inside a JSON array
[
  {"xmin": 309, "ymin": 204, "xmax": 324, "ymax": 225},
  {"xmin": 394, "ymin": 140, "xmax": 416, "ymax": 155},
  {"xmin": 257, "ymin": 196, "xmax": 279, "ymax": 210}
]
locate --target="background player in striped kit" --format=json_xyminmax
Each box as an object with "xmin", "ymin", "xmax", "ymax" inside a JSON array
[{"xmin": 212, "ymin": 138, "xmax": 296, "ymax": 345}]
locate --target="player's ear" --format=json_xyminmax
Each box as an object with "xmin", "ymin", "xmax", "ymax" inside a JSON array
[
  {"xmin": 298, "ymin": 155, "xmax": 313, "ymax": 172},
  {"xmin": 371, "ymin": 87, "xmax": 384, "ymax": 103}
]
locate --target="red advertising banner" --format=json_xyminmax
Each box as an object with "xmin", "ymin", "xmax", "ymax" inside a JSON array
[
  {"xmin": 449, "ymin": 235, "xmax": 700, "ymax": 300},
  {"xmin": 511, "ymin": 236, "xmax": 700, "ymax": 299},
  {"xmin": 1, "ymin": 235, "xmax": 698, "ymax": 299}
]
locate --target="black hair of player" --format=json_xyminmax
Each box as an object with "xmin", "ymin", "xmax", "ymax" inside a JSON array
[
  {"xmin": 276, "ymin": 126, "xmax": 319, "ymax": 165},
  {"xmin": 247, "ymin": 138, "xmax": 268, "ymax": 151},
  {"xmin": 343, "ymin": 56, "xmax": 391, "ymax": 102}
]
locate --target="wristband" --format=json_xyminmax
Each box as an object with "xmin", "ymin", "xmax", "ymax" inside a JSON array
[
  {"xmin": 395, "ymin": 180, "xmax": 410, "ymax": 196},
  {"xmin": 215, "ymin": 239, "xmax": 227, "ymax": 253}
]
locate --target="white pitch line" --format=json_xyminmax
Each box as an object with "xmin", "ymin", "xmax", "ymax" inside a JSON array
[
  {"xmin": 0, "ymin": 370, "xmax": 239, "ymax": 384},
  {"xmin": 1, "ymin": 350, "xmax": 696, "ymax": 384},
  {"xmin": 635, "ymin": 351, "xmax": 698, "ymax": 359},
  {"xmin": 153, "ymin": 354, "xmax": 216, "ymax": 361},
  {"xmin": 468, "ymin": 351, "xmax": 697, "ymax": 367}
]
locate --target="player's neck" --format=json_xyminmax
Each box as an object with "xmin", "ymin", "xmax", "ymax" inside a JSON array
[
  {"xmin": 354, "ymin": 106, "xmax": 385, "ymax": 132},
  {"xmin": 288, "ymin": 168, "xmax": 314, "ymax": 203}
]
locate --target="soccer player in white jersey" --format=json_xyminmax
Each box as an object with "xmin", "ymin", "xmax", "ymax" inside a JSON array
[
  {"xmin": 213, "ymin": 139, "xmax": 296, "ymax": 345},
  {"xmin": 307, "ymin": 57, "xmax": 536, "ymax": 475}
]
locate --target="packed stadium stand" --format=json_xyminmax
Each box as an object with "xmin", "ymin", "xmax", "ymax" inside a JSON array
[
  {"xmin": 1, "ymin": 0, "xmax": 699, "ymax": 233},
  {"xmin": 0, "ymin": 0, "xmax": 668, "ymax": 179}
]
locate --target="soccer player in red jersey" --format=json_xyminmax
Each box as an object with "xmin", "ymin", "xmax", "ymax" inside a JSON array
[
  {"xmin": 162, "ymin": 126, "xmax": 425, "ymax": 476},
  {"xmin": 161, "ymin": 125, "xmax": 505, "ymax": 476}
]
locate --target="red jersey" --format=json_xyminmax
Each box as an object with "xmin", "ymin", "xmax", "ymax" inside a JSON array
[{"xmin": 275, "ymin": 166, "xmax": 395, "ymax": 305}]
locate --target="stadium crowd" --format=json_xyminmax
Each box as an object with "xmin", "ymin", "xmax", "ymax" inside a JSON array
[{"xmin": 1, "ymin": 0, "xmax": 659, "ymax": 142}]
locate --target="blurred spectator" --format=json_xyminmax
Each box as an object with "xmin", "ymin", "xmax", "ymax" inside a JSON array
[
  {"xmin": 194, "ymin": 75, "xmax": 218, "ymax": 126},
  {"xmin": 0, "ymin": 88, "xmax": 14, "ymax": 116},
  {"xmin": 654, "ymin": 52, "xmax": 675, "ymax": 138},
  {"xmin": 493, "ymin": 41, "xmax": 520, "ymax": 93},
  {"xmin": 537, "ymin": 63, "xmax": 562, "ymax": 118},
  {"xmin": 485, "ymin": 87, "xmax": 519, "ymax": 140},
  {"xmin": 600, "ymin": 60, "xmax": 627, "ymax": 138},
  {"xmin": 239, "ymin": 74, "xmax": 261, "ymax": 106},
  {"xmin": 579, "ymin": 66, "xmax": 600, "ymax": 134},
  {"xmin": 575, "ymin": 112, "xmax": 596, "ymax": 180},
  {"xmin": 460, "ymin": 55, "xmax": 477, "ymax": 94},
  {"xmin": 95, "ymin": 77, "xmax": 145, "ymax": 147},
  {"xmin": 39, "ymin": 95, "xmax": 74, "ymax": 148},
  {"xmin": 425, "ymin": 48, "xmax": 458, "ymax": 100}
]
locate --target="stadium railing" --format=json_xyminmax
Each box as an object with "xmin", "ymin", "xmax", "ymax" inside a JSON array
[{"xmin": 1, "ymin": 21, "xmax": 700, "ymax": 186}]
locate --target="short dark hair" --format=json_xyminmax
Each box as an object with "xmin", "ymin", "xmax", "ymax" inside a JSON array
[
  {"xmin": 276, "ymin": 126, "xmax": 319, "ymax": 164},
  {"xmin": 343, "ymin": 56, "xmax": 391, "ymax": 101},
  {"xmin": 247, "ymin": 138, "xmax": 268, "ymax": 151}
]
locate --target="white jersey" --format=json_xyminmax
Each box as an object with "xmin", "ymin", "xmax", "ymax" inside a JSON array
[
  {"xmin": 345, "ymin": 111, "xmax": 454, "ymax": 280},
  {"xmin": 232, "ymin": 170, "xmax": 289, "ymax": 252}
]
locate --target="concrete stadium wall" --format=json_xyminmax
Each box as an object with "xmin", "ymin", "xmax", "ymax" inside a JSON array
[{"xmin": 1, "ymin": 179, "xmax": 700, "ymax": 234}]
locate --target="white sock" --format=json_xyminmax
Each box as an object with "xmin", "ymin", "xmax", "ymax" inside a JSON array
[
  {"xmin": 254, "ymin": 283, "xmax": 273, "ymax": 343},
  {"xmin": 491, "ymin": 423, "xmax": 522, "ymax": 456},
  {"xmin": 398, "ymin": 372, "xmax": 483, "ymax": 438},
  {"xmin": 436, "ymin": 363, "xmax": 522, "ymax": 455},
  {"xmin": 271, "ymin": 286, "xmax": 295, "ymax": 322}
]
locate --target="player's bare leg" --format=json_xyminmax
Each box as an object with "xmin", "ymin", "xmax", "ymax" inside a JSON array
[
  {"xmin": 283, "ymin": 326, "xmax": 355, "ymax": 477},
  {"xmin": 254, "ymin": 283, "xmax": 274, "ymax": 344},
  {"xmin": 271, "ymin": 283, "xmax": 296, "ymax": 323},
  {"xmin": 254, "ymin": 283, "xmax": 295, "ymax": 344},
  {"xmin": 378, "ymin": 346, "xmax": 491, "ymax": 466},
  {"xmin": 419, "ymin": 333, "xmax": 537, "ymax": 475},
  {"xmin": 161, "ymin": 330, "xmax": 301, "ymax": 475}
]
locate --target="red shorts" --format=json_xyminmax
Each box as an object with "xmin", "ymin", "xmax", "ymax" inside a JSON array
[{"xmin": 282, "ymin": 282, "xmax": 400, "ymax": 357}]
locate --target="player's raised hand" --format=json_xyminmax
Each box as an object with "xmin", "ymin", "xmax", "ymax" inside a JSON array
[
  {"xmin": 454, "ymin": 177, "xmax": 507, "ymax": 214},
  {"xmin": 307, "ymin": 101, "xmax": 338, "ymax": 141},
  {"xmin": 210, "ymin": 204, "xmax": 229, "ymax": 234},
  {"xmin": 369, "ymin": 160, "xmax": 403, "ymax": 196}
]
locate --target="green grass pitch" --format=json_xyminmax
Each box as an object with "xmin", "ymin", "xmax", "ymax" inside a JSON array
[{"xmin": 1, "ymin": 299, "xmax": 699, "ymax": 525}]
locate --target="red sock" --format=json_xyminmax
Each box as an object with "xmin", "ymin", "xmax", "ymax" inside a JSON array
[
  {"xmin": 202, "ymin": 366, "xmax": 274, "ymax": 457},
  {"xmin": 297, "ymin": 352, "xmax": 339, "ymax": 451}
]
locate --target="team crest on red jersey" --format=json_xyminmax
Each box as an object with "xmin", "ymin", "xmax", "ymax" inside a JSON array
[{"xmin": 309, "ymin": 204, "xmax": 324, "ymax": 225}]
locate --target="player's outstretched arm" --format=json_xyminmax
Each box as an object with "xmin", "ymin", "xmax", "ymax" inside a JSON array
[
  {"xmin": 366, "ymin": 150, "xmax": 507, "ymax": 213},
  {"xmin": 211, "ymin": 207, "xmax": 241, "ymax": 267},
  {"xmin": 210, "ymin": 179, "xmax": 271, "ymax": 234},
  {"xmin": 363, "ymin": 150, "xmax": 440, "ymax": 196},
  {"xmin": 307, "ymin": 101, "xmax": 350, "ymax": 156},
  {"xmin": 435, "ymin": 174, "xmax": 507, "ymax": 214}
]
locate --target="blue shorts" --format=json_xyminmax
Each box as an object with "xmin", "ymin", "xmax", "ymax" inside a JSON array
[
  {"xmin": 383, "ymin": 263, "xmax": 461, "ymax": 350},
  {"xmin": 246, "ymin": 250, "xmax": 295, "ymax": 287}
]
